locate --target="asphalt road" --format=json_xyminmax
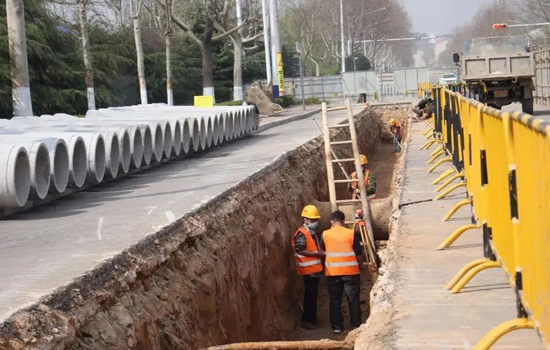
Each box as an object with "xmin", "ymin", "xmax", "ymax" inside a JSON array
[{"xmin": 0, "ymin": 108, "xmax": 350, "ymax": 322}]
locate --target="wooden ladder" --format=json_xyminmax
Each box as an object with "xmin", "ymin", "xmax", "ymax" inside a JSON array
[{"xmin": 321, "ymin": 98, "xmax": 378, "ymax": 276}]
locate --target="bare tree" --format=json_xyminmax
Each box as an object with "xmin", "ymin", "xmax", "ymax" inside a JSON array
[
  {"xmin": 165, "ymin": 0, "xmax": 174, "ymax": 105},
  {"xmin": 78, "ymin": 0, "xmax": 96, "ymax": 110},
  {"xmin": 131, "ymin": 0, "xmax": 149, "ymax": 104},
  {"xmin": 6, "ymin": 0, "xmax": 33, "ymax": 116}
]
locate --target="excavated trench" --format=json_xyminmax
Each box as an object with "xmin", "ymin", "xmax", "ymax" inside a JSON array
[{"xmin": 0, "ymin": 104, "xmax": 410, "ymax": 350}]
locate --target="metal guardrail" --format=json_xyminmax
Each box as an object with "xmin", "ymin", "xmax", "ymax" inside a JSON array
[{"xmin": 418, "ymin": 84, "xmax": 549, "ymax": 349}]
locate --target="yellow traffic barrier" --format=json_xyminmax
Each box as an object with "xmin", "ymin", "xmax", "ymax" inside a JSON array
[
  {"xmin": 432, "ymin": 182, "xmax": 466, "ymax": 200},
  {"xmin": 422, "ymin": 127, "xmax": 434, "ymax": 136},
  {"xmin": 437, "ymin": 224, "xmax": 479, "ymax": 250},
  {"xmin": 430, "ymin": 84, "xmax": 550, "ymax": 347},
  {"xmin": 435, "ymin": 173, "xmax": 464, "ymax": 192},
  {"xmin": 441, "ymin": 198, "xmax": 471, "ymax": 221},
  {"xmin": 427, "ymin": 157, "xmax": 452, "ymax": 173},
  {"xmin": 431, "ymin": 168, "xmax": 455, "ymax": 185},
  {"xmin": 426, "ymin": 149, "xmax": 445, "ymax": 164},
  {"xmin": 471, "ymin": 319, "xmax": 534, "ymax": 350}
]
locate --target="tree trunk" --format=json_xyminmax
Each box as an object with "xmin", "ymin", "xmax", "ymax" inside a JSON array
[
  {"xmin": 133, "ymin": 16, "xmax": 148, "ymax": 104},
  {"xmin": 78, "ymin": 0, "xmax": 96, "ymax": 110},
  {"xmin": 232, "ymin": 36, "xmax": 244, "ymax": 101},
  {"xmin": 166, "ymin": 32, "xmax": 173, "ymax": 105},
  {"xmin": 6, "ymin": 0, "xmax": 33, "ymax": 116},
  {"xmin": 307, "ymin": 56, "xmax": 320, "ymax": 77},
  {"xmin": 201, "ymin": 38, "xmax": 215, "ymax": 101}
]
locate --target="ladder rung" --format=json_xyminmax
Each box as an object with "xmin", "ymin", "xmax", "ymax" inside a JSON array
[
  {"xmin": 336, "ymin": 199, "xmax": 362, "ymax": 204},
  {"xmin": 345, "ymin": 220, "xmax": 356, "ymax": 224},
  {"xmin": 329, "ymin": 124, "xmax": 350, "ymax": 129},
  {"xmin": 330, "ymin": 140, "xmax": 353, "ymax": 145},
  {"xmin": 332, "ymin": 158, "xmax": 355, "ymax": 163},
  {"xmin": 333, "ymin": 179, "xmax": 356, "ymax": 183}
]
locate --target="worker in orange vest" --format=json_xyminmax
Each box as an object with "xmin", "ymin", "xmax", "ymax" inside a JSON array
[
  {"xmin": 291, "ymin": 205, "xmax": 325, "ymax": 330},
  {"xmin": 320, "ymin": 210, "xmax": 362, "ymax": 334},
  {"xmin": 348, "ymin": 154, "xmax": 377, "ymax": 200},
  {"xmin": 389, "ymin": 118, "xmax": 403, "ymax": 153}
]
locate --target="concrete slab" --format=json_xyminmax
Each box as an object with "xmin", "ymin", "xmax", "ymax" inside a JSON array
[
  {"xmin": 0, "ymin": 107, "xmax": 353, "ymax": 323},
  {"xmin": 389, "ymin": 121, "xmax": 544, "ymax": 349}
]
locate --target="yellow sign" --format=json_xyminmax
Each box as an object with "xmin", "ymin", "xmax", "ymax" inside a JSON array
[
  {"xmin": 277, "ymin": 52, "xmax": 285, "ymax": 94},
  {"xmin": 194, "ymin": 95, "xmax": 214, "ymax": 107}
]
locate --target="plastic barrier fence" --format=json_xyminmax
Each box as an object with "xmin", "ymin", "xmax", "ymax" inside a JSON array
[{"xmin": 420, "ymin": 84, "xmax": 549, "ymax": 349}]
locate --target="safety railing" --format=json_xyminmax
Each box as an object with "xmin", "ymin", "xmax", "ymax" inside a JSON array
[{"xmin": 419, "ymin": 84, "xmax": 550, "ymax": 349}]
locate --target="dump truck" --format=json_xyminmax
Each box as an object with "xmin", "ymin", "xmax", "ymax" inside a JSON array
[{"xmin": 453, "ymin": 35, "xmax": 534, "ymax": 114}]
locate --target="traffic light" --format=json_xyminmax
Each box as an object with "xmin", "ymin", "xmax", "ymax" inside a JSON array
[{"xmin": 492, "ymin": 23, "xmax": 508, "ymax": 29}]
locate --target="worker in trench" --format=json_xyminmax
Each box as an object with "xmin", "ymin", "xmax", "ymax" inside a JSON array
[
  {"xmin": 291, "ymin": 205, "xmax": 325, "ymax": 330},
  {"xmin": 348, "ymin": 154, "xmax": 377, "ymax": 200},
  {"xmin": 389, "ymin": 118, "xmax": 403, "ymax": 153},
  {"xmin": 320, "ymin": 210, "xmax": 362, "ymax": 334}
]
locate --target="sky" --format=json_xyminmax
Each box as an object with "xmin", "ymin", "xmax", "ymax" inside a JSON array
[{"xmin": 404, "ymin": 0, "xmax": 491, "ymax": 35}]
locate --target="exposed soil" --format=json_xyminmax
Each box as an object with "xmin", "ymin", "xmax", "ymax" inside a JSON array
[{"xmin": 0, "ymin": 104, "xmax": 411, "ymax": 350}]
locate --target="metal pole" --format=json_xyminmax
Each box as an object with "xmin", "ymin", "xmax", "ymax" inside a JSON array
[
  {"xmin": 6, "ymin": 0, "xmax": 33, "ymax": 117},
  {"xmin": 261, "ymin": 0, "xmax": 272, "ymax": 85},
  {"xmin": 270, "ymin": 0, "xmax": 281, "ymax": 97},
  {"xmin": 299, "ymin": 55, "xmax": 305, "ymax": 111},
  {"xmin": 340, "ymin": 0, "xmax": 346, "ymax": 74}
]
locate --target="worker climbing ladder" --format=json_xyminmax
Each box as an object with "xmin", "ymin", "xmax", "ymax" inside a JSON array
[{"xmin": 321, "ymin": 98, "xmax": 379, "ymax": 278}]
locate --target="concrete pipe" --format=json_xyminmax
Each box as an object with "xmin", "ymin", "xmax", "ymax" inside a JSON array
[
  {"xmin": 159, "ymin": 121, "xmax": 173, "ymax": 159},
  {"xmin": 180, "ymin": 118, "xmax": 191, "ymax": 155},
  {"xmin": 116, "ymin": 129, "xmax": 132, "ymax": 175},
  {"xmin": 188, "ymin": 117, "xmax": 201, "ymax": 153},
  {"xmin": 225, "ymin": 112, "xmax": 235, "ymax": 142},
  {"xmin": 0, "ymin": 140, "xmax": 50, "ymax": 201},
  {"xmin": 209, "ymin": 115, "xmax": 220, "ymax": 147},
  {"xmin": 140, "ymin": 125, "xmax": 153, "ymax": 166},
  {"xmin": 205, "ymin": 116, "xmax": 214, "ymax": 149},
  {"xmin": 102, "ymin": 131, "xmax": 120, "ymax": 179},
  {"xmin": 0, "ymin": 135, "xmax": 69, "ymax": 194},
  {"xmin": 0, "ymin": 145, "xmax": 31, "ymax": 208},
  {"xmin": 124, "ymin": 125, "xmax": 144, "ymax": 170}
]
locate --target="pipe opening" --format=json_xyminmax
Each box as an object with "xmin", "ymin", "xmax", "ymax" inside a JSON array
[
  {"xmin": 120, "ymin": 131, "xmax": 132, "ymax": 175},
  {"xmin": 226, "ymin": 113, "xmax": 235, "ymax": 141},
  {"xmin": 52, "ymin": 141, "xmax": 69, "ymax": 194},
  {"xmin": 163, "ymin": 123, "xmax": 173, "ymax": 159},
  {"xmin": 199, "ymin": 117, "xmax": 208, "ymax": 152},
  {"xmin": 153, "ymin": 125, "xmax": 164, "ymax": 162},
  {"xmin": 132, "ymin": 128, "xmax": 144, "ymax": 169},
  {"xmin": 141, "ymin": 126, "xmax": 153, "ymax": 166},
  {"xmin": 14, "ymin": 149, "xmax": 31, "ymax": 207},
  {"xmin": 31, "ymin": 144, "xmax": 51, "ymax": 200},
  {"xmin": 181, "ymin": 119, "xmax": 191, "ymax": 155},
  {"xmin": 107, "ymin": 133, "xmax": 120, "ymax": 179},
  {"xmin": 206, "ymin": 117, "xmax": 214, "ymax": 149},
  {"xmin": 72, "ymin": 138, "xmax": 88, "ymax": 189},
  {"xmin": 190, "ymin": 118, "xmax": 201, "ymax": 152},
  {"xmin": 90, "ymin": 136, "xmax": 106, "ymax": 184},
  {"xmin": 217, "ymin": 114, "xmax": 226, "ymax": 145},
  {"xmin": 172, "ymin": 121, "xmax": 182, "ymax": 157}
]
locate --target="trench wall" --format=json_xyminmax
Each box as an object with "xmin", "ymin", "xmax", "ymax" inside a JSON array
[{"xmin": 0, "ymin": 108, "xmax": 384, "ymax": 350}]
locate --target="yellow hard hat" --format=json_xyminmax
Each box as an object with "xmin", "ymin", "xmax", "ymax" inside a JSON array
[
  {"xmin": 359, "ymin": 154, "xmax": 368, "ymax": 165},
  {"xmin": 389, "ymin": 118, "xmax": 396, "ymax": 126},
  {"xmin": 301, "ymin": 205, "xmax": 321, "ymax": 219}
]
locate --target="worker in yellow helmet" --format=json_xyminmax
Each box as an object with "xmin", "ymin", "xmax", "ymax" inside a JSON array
[
  {"xmin": 291, "ymin": 205, "xmax": 325, "ymax": 329},
  {"xmin": 348, "ymin": 154, "xmax": 377, "ymax": 200},
  {"xmin": 389, "ymin": 118, "xmax": 403, "ymax": 153}
]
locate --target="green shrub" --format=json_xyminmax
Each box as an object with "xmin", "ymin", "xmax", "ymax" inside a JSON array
[{"xmin": 274, "ymin": 95, "xmax": 295, "ymax": 107}]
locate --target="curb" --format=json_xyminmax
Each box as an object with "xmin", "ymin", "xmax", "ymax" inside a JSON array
[{"xmin": 255, "ymin": 108, "xmax": 322, "ymax": 133}]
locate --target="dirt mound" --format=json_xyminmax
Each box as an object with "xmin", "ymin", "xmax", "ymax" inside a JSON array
[{"xmin": 246, "ymin": 87, "xmax": 283, "ymax": 115}]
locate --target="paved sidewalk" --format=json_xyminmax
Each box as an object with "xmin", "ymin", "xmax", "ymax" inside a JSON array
[{"xmin": 391, "ymin": 121, "xmax": 544, "ymax": 349}]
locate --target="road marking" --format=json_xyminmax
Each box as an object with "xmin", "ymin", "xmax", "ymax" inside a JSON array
[
  {"xmin": 462, "ymin": 339, "xmax": 471, "ymax": 350},
  {"xmin": 147, "ymin": 206, "xmax": 157, "ymax": 215},
  {"xmin": 96, "ymin": 217, "xmax": 104, "ymax": 241}
]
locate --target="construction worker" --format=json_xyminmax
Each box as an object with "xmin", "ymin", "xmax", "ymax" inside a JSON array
[
  {"xmin": 412, "ymin": 97, "xmax": 433, "ymax": 120},
  {"xmin": 291, "ymin": 205, "xmax": 325, "ymax": 330},
  {"xmin": 389, "ymin": 118, "xmax": 402, "ymax": 153},
  {"xmin": 320, "ymin": 210, "xmax": 362, "ymax": 334},
  {"xmin": 348, "ymin": 154, "xmax": 376, "ymax": 200}
]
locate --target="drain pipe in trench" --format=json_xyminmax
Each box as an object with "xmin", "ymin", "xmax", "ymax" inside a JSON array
[{"xmin": 203, "ymin": 339, "xmax": 353, "ymax": 350}]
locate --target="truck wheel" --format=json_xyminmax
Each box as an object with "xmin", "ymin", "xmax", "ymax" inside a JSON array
[{"xmin": 522, "ymin": 99, "xmax": 534, "ymax": 115}]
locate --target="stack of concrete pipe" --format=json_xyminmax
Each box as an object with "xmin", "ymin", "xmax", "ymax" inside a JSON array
[{"xmin": 0, "ymin": 105, "xmax": 258, "ymax": 211}]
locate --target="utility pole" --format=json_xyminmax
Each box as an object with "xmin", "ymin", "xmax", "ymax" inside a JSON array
[
  {"xmin": 269, "ymin": 0, "xmax": 283, "ymax": 97},
  {"xmin": 261, "ymin": 0, "xmax": 272, "ymax": 86},
  {"xmin": 340, "ymin": 0, "xmax": 345, "ymax": 74},
  {"xmin": 6, "ymin": 0, "xmax": 33, "ymax": 117},
  {"xmin": 296, "ymin": 42, "xmax": 305, "ymax": 111}
]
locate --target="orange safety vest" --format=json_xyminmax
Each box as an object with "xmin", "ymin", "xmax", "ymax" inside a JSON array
[
  {"xmin": 323, "ymin": 226, "xmax": 360, "ymax": 276},
  {"xmin": 350, "ymin": 171, "xmax": 376, "ymax": 200},
  {"xmin": 391, "ymin": 122, "xmax": 402, "ymax": 136},
  {"xmin": 291, "ymin": 227, "xmax": 323, "ymax": 275}
]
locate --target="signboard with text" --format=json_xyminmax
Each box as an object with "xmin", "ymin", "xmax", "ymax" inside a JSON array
[
  {"xmin": 194, "ymin": 95, "xmax": 214, "ymax": 107},
  {"xmin": 277, "ymin": 52, "xmax": 285, "ymax": 95}
]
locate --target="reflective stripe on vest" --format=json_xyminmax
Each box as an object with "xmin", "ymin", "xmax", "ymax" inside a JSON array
[
  {"xmin": 291, "ymin": 227, "xmax": 323, "ymax": 275},
  {"xmin": 323, "ymin": 226, "xmax": 360, "ymax": 276}
]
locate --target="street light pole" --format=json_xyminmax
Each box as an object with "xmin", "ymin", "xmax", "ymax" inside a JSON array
[
  {"xmin": 261, "ymin": 0, "xmax": 272, "ymax": 85},
  {"xmin": 340, "ymin": 0, "xmax": 345, "ymax": 73}
]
